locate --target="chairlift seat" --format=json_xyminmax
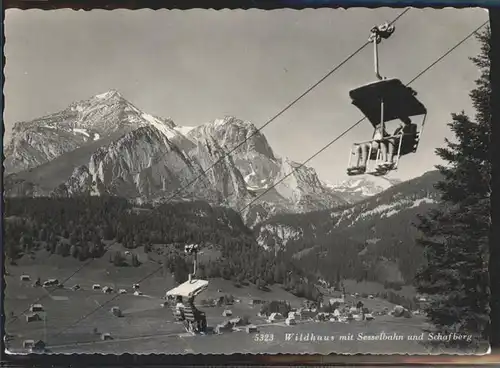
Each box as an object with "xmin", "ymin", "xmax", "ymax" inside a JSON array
[
  {"xmin": 172, "ymin": 306, "xmax": 185, "ymax": 322},
  {"xmin": 182, "ymin": 304, "xmax": 206, "ymax": 334},
  {"xmin": 400, "ymin": 131, "xmax": 421, "ymax": 155},
  {"xmin": 350, "ymin": 78, "xmax": 427, "ymax": 127}
]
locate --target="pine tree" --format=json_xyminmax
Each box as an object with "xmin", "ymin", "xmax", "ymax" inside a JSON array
[
  {"xmin": 488, "ymin": 10, "xmax": 499, "ymax": 349},
  {"xmin": 415, "ymin": 29, "xmax": 491, "ymax": 344}
]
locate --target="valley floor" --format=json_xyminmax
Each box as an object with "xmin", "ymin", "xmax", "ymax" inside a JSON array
[{"xmin": 4, "ymin": 260, "xmax": 487, "ymax": 355}]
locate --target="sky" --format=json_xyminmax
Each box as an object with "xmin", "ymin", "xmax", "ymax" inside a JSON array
[{"xmin": 4, "ymin": 8, "xmax": 489, "ymax": 184}]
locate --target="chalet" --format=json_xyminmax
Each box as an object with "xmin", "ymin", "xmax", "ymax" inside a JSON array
[
  {"xmin": 134, "ymin": 291, "xmax": 143, "ymax": 296},
  {"xmin": 26, "ymin": 313, "xmax": 42, "ymax": 323},
  {"xmin": 119, "ymin": 289, "xmax": 127, "ymax": 294},
  {"xmin": 249, "ymin": 299, "xmax": 264, "ymax": 306},
  {"xmin": 30, "ymin": 340, "xmax": 46, "ymax": 353},
  {"xmin": 285, "ymin": 317, "xmax": 297, "ymax": 325},
  {"xmin": 102, "ymin": 286, "xmax": 113, "ymax": 294},
  {"xmin": 101, "ymin": 333, "xmax": 113, "ymax": 341},
  {"xmin": 245, "ymin": 325, "xmax": 258, "ymax": 333},
  {"xmin": 315, "ymin": 312, "xmax": 329, "ymax": 321},
  {"xmin": 215, "ymin": 296, "xmax": 225, "ymax": 306},
  {"xmin": 229, "ymin": 317, "xmax": 244, "ymax": 327},
  {"xmin": 133, "ymin": 284, "xmax": 140, "ymax": 289},
  {"xmin": 20, "ymin": 275, "xmax": 31, "ymax": 281},
  {"xmin": 23, "ymin": 340, "xmax": 35, "ymax": 349},
  {"xmin": 30, "ymin": 304, "xmax": 44, "ymax": 312},
  {"xmin": 92, "ymin": 284, "xmax": 101, "ymax": 290},
  {"xmin": 4, "ymin": 334, "xmax": 13, "ymax": 343},
  {"xmin": 110, "ymin": 306, "xmax": 122, "ymax": 317},
  {"xmin": 222, "ymin": 309, "xmax": 233, "ymax": 317},
  {"xmin": 268, "ymin": 312, "xmax": 284, "ymax": 323},
  {"xmin": 71, "ymin": 284, "xmax": 81, "ymax": 291},
  {"xmin": 392, "ymin": 305, "xmax": 404, "ymax": 317}
]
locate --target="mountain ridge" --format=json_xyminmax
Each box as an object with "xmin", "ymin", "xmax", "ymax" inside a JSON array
[
  {"xmin": 254, "ymin": 170, "xmax": 443, "ymax": 283},
  {"xmin": 4, "ymin": 90, "xmax": 361, "ymax": 224}
]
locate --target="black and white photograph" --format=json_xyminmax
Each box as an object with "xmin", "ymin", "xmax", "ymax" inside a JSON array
[{"xmin": 2, "ymin": 7, "xmax": 492, "ymax": 355}]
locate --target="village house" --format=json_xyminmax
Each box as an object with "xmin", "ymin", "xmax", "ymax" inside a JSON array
[
  {"xmin": 229, "ymin": 317, "xmax": 244, "ymax": 327},
  {"xmin": 102, "ymin": 286, "xmax": 114, "ymax": 294},
  {"xmin": 101, "ymin": 333, "xmax": 113, "ymax": 341},
  {"xmin": 268, "ymin": 312, "xmax": 284, "ymax": 323},
  {"xmin": 30, "ymin": 304, "xmax": 44, "ymax": 312},
  {"xmin": 245, "ymin": 325, "xmax": 258, "ymax": 333},
  {"xmin": 23, "ymin": 340, "xmax": 35, "ymax": 349},
  {"xmin": 110, "ymin": 306, "xmax": 122, "ymax": 317},
  {"xmin": 43, "ymin": 279, "xmax": 59, "ymax": 287},
  {"xmin": 26, "ymin": 313, "xmax": 42, "ymax": 323},
  {"xmin": 30, "ymin": 340, "xmax": 46, "ymax": 353}
]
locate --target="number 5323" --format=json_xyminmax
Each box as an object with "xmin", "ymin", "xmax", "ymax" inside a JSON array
[{"xmin": 254, "ymin": 333, "xmax": 274, "ymax": 342}]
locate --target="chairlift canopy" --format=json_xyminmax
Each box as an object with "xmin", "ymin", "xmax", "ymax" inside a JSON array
[
  {"xmin": 166, "ymin": 279, "xmax": 209, "ymax": 298},
  {"xmin": 349, "ymin": 78, "xmax": 427, "ymax": 128}
]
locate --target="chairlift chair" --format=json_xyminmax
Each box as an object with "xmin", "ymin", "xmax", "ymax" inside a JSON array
[
  {"xmin": 165, "ymin": 244, "xmax": 209, "ymax": 334},
  {"xmin": 347, "ymin": 23, "xmax": 428, "ymax": 177}
]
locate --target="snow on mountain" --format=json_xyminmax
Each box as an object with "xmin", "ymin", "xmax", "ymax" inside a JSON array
[
  {"xmin": 185, "ymin": 116, "xmax": 279, "ymax": 190},
  {"xmin": 183, "ymin": 116, "xmax": 347, "ymax": 225},
  {"xmin": 4, "ymin": 92, "xmax": 347, "ymax": 224},
  {"xmin": 4, "ymin": 90, "xmax": 180, "ymax": 174},
  {"xmin": 54, "ymin": 125, "xmax": 245, "ymax": 204},
  {"xmin": 253, "ymin": 170, "xmax": 443, "ymax": 284},
  {"xmin": 323, "ymin": 176, "xmax": 402, "ymax": 203},
  {"xmin": 254, "ymin": 170, "xmax": 442, "ymax": 252}
]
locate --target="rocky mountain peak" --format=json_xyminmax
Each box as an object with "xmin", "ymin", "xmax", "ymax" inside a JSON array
[{"xmin": 4, "ymin": 89, "xmax": 399, "ymax": 225}]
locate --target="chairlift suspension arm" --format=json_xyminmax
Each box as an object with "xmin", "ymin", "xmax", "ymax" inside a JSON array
[
  {"xmin": 368, "ymin": 23, "xmax": 395, "ymax": 81},
  {"xmin": 380, "ymin": 99, "xmax": 385, "ymax": 134},
  {"xmin": 192, "ymin": 252, "xmax": 197, "ymax": 281},
  {"xmin": 185, "ymin": 244, "xmax": 199, "ymax": 282},
  {"xmin": 374, "ymin": 40, "xmax": 382, "ymax": 81}
]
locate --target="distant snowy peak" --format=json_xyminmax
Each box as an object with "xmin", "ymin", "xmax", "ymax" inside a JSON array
[{"xmin": 324, "ymin": 176, "xmax": 402, "ymax": 203}]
